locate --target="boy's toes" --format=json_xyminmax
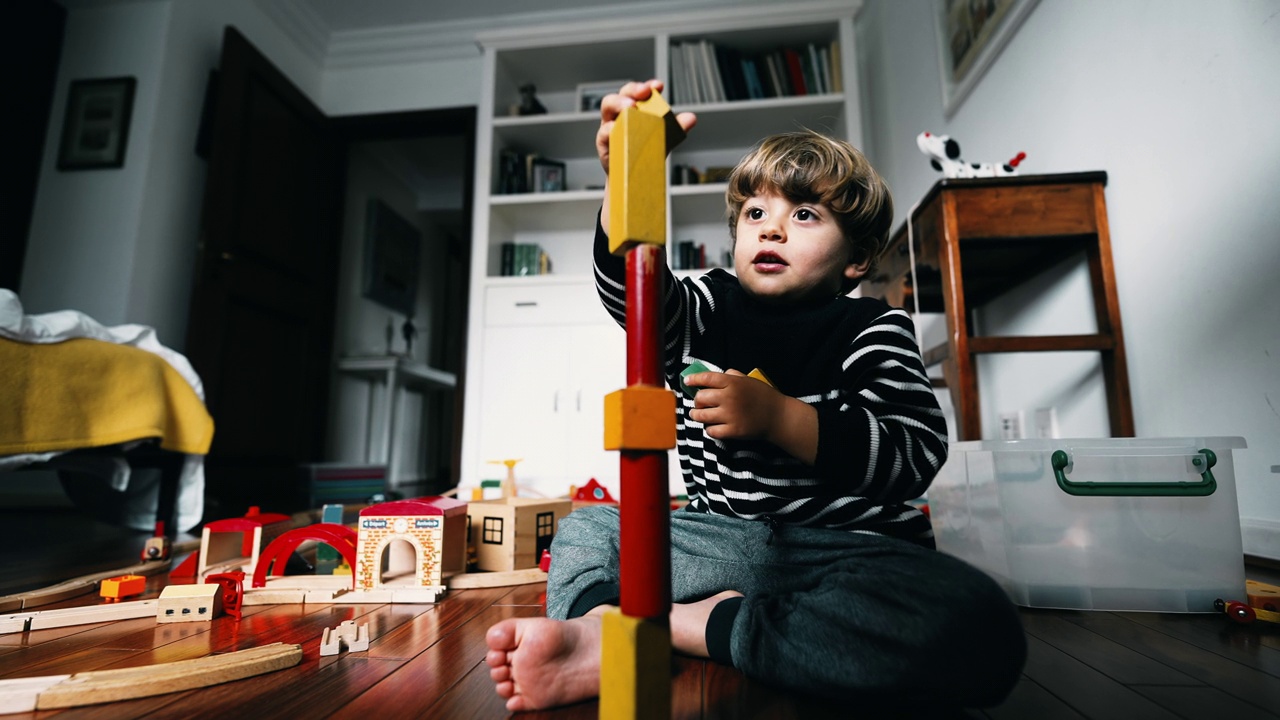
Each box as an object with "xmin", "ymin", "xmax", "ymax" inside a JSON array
[
  {"xmin": 486, "ymin": 620, "xmax": 518, "ymax": 651},
  {"xmin": 484, "ymin": 647, "xmax": 508, "ymax": 670},
  {"xmin": 489, "ymin": 662, "xmax": 512, "ymax": 683}
]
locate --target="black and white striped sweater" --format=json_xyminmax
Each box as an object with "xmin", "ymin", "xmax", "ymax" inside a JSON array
[{"xmin": 594, "ymin": 220, "xmax": 947, "ymax": 547}]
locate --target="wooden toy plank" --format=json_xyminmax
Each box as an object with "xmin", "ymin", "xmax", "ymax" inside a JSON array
[{"xmin": 0, "ymin": 642, "xmax": 301, "ymax": 712}]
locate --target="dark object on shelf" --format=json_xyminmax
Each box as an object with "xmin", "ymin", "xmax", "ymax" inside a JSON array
[
  {"xmin": 402, "ymin": 316, "xmax": 417, "ymax": 355},
  {"xmin": 517, "ymin": 84, "xmax": 546, "ymax": 115},
  {"xmin": 499, "ymin": 150, "xmax": 527, "ymax": 194}
]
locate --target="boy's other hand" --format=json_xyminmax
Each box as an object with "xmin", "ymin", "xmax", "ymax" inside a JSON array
[
  {"xmin": 686, "ymin": 369, "xmax": 782, "ymax": 441},
  {"xmin": 596, "ymin": 79, "xmax": 697, "ymax": 174}
]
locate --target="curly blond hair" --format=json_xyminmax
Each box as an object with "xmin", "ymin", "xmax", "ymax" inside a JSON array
[{"xmin": 725, "ymin": 130, "xmax": 893, "ymax": 293}]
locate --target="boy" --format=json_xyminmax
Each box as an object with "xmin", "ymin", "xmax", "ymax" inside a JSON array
[{"xmin": 486, "ymin": 80, "xmax": 1025, "ymax": 712}]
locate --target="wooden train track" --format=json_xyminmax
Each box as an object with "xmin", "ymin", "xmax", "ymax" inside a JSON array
[{"xmin": 0, "ymin": 642, "xmax": 301, "ymax": 713}]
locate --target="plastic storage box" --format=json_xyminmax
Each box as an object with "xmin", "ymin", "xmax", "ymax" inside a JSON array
[{"xmin": 930, "ymin": 437, "xmax": 1247, "ymax": 612}]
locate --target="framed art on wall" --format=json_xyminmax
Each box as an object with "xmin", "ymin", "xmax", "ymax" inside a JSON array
[
  {"xmin": 362, "ymin": 199, "xmax": 421, "ymax": 316},
  {"xmin": 935, "ymin": 0, "xmax": 1041, "ymax": 117},
  {"xmin": 57, "ymin": 77, "xmax": 137, "ymax": 170}
]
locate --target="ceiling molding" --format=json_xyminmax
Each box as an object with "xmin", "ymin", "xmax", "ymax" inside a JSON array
[
  {"xmin": 254, "ymin": 0, "xmax": 330, "ymax": 67},
  {"xmin": 262, "ymin": 0, "xmax": 861, "ymax": 71}
]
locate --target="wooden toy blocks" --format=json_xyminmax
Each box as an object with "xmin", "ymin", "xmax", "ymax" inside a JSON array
[
  {"xmin": 156, "ymin": 583, "xmax": 222, "ymax": 623},
  {"xmin": 604, "ymin": 385, "xmax": 677, "ymax": 451},
  {"xmin": 319, "ymin": 620, "xmax": 369, "ymax": 656},
  {"xmin": 99, "ymin": 575, "xmax": 146, "ymax": 603},
  {"xmin": 600, "ymin": 609, "xmax": 672, "ymax": 720},
  {"xmin": 607, "ymin": 90, "xmax": 685, "ymax": 256}
]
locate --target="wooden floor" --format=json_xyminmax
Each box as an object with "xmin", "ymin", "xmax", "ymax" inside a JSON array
[{"xmin": 2, "ymin": 510, "xmax": 1279, "ymax": 718}]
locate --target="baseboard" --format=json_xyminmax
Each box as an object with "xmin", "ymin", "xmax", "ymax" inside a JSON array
[{"xmin": 1241, "ymin": 518, "xmax": 1280, "ymax": 562}]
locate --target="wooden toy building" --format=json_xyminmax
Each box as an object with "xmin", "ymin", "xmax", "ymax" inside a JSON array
[
  {"xmin": 355, "ymin": 497, "xmax": 468, "ymax": 597},
  {"xmin": 466, "ymin": 497, "xmax": 573, "ymax": 572}
]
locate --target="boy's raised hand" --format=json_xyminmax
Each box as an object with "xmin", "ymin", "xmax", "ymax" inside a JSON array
[{"xmin": 596, "ymin": 80, "xmax": 697, "ymax": 174}]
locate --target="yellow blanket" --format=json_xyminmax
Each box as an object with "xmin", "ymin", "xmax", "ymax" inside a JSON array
[{"xmin": 0, "ymin": 337, "xmax": 214, "ymax": 455}]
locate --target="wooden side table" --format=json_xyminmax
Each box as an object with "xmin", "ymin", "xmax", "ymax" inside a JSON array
[{"xmin": 863, "ymin": 171, "xmax": 1133, "ymax": 441}]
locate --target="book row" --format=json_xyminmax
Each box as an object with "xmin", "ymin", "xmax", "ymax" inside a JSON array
[
  {"xmin": 499, "ymin": 243, "xmax": 553, "ymax": 276},
  {"xmin": 668, "ymin": 39, "xmax": 842, "ymax": 105}
]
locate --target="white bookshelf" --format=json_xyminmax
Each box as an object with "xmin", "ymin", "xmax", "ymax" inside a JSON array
[{"xmin": 460, "ymin": 1, "xmax": 866, "ymax": 496}]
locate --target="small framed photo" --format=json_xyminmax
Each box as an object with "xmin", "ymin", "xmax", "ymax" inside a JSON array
[
  {"xmin": 531, "ymin": 158, "xmax": 567, "ymax": 193},
  {"xmin": 57, "ymin": 77, "xmax": 136, "ymax": 170},
  {"xmin": 576, "ymin": 80, "xmax": 625, "ymax": 113}
]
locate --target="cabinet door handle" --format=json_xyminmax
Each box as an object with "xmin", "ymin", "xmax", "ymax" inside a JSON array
[
  {"xmin": 515, "ymin": 301, "xmax": 538, "ymax": 307},
  {"xmin": 553, "ymin": 390, "xmax": 559, "ymax": 412},
  {"xmin": 576, "ymin": 389, "xmax": 582, "ymax": 412}
]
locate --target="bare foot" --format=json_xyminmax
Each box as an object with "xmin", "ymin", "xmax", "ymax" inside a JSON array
[
  {"xmin": 485, "ymin": 615, "xmax": 603, "ymax": 712},
  {"xmin": 671, "ymin": 590, "xmax": 744, "ymax": 657}
]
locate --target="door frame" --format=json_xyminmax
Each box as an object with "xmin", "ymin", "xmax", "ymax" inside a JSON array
[{"xmin": 330, "ymin": 107, "xmax": 477, "ymax": 491}]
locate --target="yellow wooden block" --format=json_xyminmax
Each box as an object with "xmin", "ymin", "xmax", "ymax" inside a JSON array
[
  {"xmin": 747, "ymin": 367, "xmax": 774, "ymax": 386},
  {"xmin": 635, "ymin": 92, "xmax": 687, "ymax": 154},
  {"xmin": 608, "ymin": 107, "xmax": 666, "ymax": 255},
  {"xmin": 600, "ymin": 608, "xmax": 671, "ymax": 720},
  {"xmin": 604, "ymin": 386, "xmax": 676, "ymax": 451}
]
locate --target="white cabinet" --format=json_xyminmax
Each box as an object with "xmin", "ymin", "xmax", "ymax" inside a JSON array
[
  {"xmin": 474, "ymin": 281, "xmax": 625, "ymax": 498},
  {"xmin": 460, "ymin": 2, "xmax": 866, "ymax": 496}
]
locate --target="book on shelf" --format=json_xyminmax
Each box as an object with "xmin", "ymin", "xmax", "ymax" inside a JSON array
[
  {"xmin": 496, "ymin": 150, "xmax": 568, "ymax": 195},
  {"xmin": 670, "ymin": 38, "xmax": 839, "ymax": 104},
  {"xmin": 499, "ymin": 242, "xmax": 553, "ymax": 277},
  {"xmin": 671, "ymin": 240, "xmax": 714, "ymax": 271}
]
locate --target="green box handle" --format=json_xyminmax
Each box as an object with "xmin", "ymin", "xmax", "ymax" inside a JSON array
[{"xmin": 1051, "ymin": 448, "xmax": 1217, "ymax": 497}]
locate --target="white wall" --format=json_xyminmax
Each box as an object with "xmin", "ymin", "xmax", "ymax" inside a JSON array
[
  {"xmin": 21, "ymin": 0, "xmax": 320, "ymax": 350},
  {"xmin": 858, "ymin": 0, "xmax": 1280, "ymax": 558}
]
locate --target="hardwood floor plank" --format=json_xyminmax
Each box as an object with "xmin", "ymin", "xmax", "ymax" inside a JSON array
[
  {"xmin": 1130, "ymin": 684, "xmax": 1280, "ymax": 720},
  {"xmin": 702, "ymin": 661, "xmax": 855, "ymax": 719},
  {"xmin": 1118, "ymin": 611, "xmax": 1280, "ymax": 677},
  {"xmin": 329, "ymin": 604, "xmax": 542, "ymax": 718},
  {"xmin": 494, "ymin": 582, "xmax": 549, "ymax": 607},
  {"xmin": 365, "ymin": 586, "xmax": 509, "ymax": 660},
  {"xmin": 430, "ymin": 650, "xmax": 592, "ymax": 719},
  {"xmin": 672, "ymin": 656, "xmax": 706, "ymax": 720},
  {"xmin": 1021, "ymin": 635, "xmax": 1180, "ymax": 719},
  {"xmin": 1021, "ymin": 611, "xmax": 1204, "ymax": 685},
  {"xmin": 1061, "ymin": 611, "xmax": 1280, "ymax": 711},
  {"xmin": 0, "ymin": 617, "xmax": 160, "ymax": 676},
  {"xmin": 984, "ymin": 676, "xmax": 1086, "ymax": 720}
]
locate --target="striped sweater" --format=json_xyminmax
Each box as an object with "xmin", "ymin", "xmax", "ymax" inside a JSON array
[{"xmin": 594, "ymin": 220, "xmax": 948, "ymax": 546}]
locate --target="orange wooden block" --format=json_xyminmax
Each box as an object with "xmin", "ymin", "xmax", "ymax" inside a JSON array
[
  {"xmin": 1247, "ymin": 579, "xmax": 1280, "ymax": 612},
  {"xmin": 604, "ymin": 386, "xmax": 676, "ymax": 451},
  {"xmin": 99, "ymin": 574, "xmax": 146, "ymax": 603}
]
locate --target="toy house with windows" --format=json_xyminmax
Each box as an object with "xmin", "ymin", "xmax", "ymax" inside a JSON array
[
  {"xmin": 467, "ymin": 497, "xmax": 573, "ymax": 572},
  {"xmin": 355, "ymin": 497, "xmax": 468, "ymax": 598}
]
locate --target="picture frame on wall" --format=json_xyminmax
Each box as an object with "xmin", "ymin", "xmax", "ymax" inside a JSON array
[
  {"xmin": 57, "ymin": 76, "xmax": 137, "ymax": 170},
  {"xmin": 935, "ymin": 0, "xmax": 1041, "ymax": 117},
  {"xmin": 531, "ymin": 158, "xmax": 567, "ymax": 193},
  {"xmin": 576, "ymin": 80, "xmax": 625, "ymax": 113},
  {"xmin": 362, "ymin": 199, "xmax": 421, "ymax": 316}
]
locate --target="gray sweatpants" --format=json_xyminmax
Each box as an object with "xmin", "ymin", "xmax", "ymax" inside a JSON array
[{"xmin": 546, "ymin": 505, "xmax": 1026, "ymax": 708}]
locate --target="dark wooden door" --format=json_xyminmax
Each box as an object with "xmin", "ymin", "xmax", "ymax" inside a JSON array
[
  {"xmin": 186, "ymin": 27, "xmax": 343, "ymax": 516},
  {"xmin": 2, "ymin": 0, "xmax": 65, "ymax": 292}
]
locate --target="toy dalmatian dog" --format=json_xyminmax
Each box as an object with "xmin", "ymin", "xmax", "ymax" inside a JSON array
[{"xmin": 917, "ymin": 131, "xmax": 1026, "ymax": 179}]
